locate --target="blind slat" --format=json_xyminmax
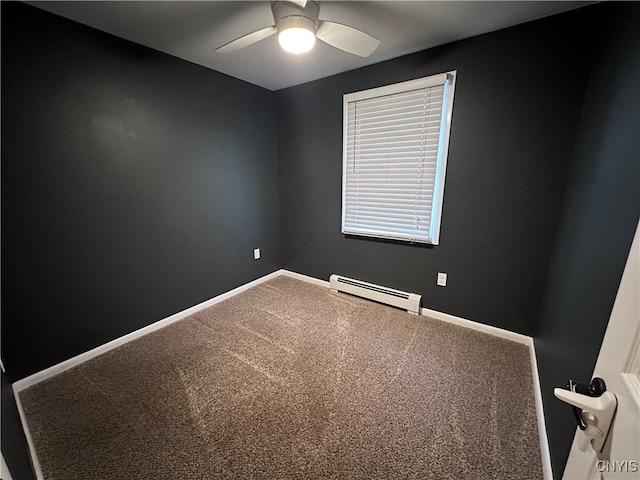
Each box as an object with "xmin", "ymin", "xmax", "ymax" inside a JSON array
[
  {"xmin": 348, "ymin": 105, "xmax": 443, "ymax": 119},
  {"xmin": 343, "ymin": 227, "xmax": 432, "ymax": 243},
  {"xmin": 344, "ymin": 220, "xmax": 430, "ymax": 232},
  {"xmin": 344, "ymin": 199, "xmax": 433, "ymax": 209}
]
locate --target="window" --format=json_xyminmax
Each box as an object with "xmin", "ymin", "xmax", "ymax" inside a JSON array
[{"xmin": 341, "ymin": 71, "xmax": 456, "ymax": 245}]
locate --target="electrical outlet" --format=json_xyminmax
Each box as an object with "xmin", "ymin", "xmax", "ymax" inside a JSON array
[
  {"xmin": 253, "ymin": 248, "xmax": 261, "ymax": 260},
  {"xmin": 437, "ymin": 272, "xmax": 447, "ymax": 287}
]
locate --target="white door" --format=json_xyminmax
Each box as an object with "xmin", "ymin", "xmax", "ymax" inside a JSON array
[{"xmin": 562, "ymin": 220, "xmax": 640, "ymax": 480}]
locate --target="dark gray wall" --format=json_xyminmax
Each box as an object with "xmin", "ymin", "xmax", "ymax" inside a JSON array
[
  {"xmin": 1, "ymin": 2, "xmax": 281, "ymax": 381},
  {"xmin": 535, "ymin": 3, "xmax": 640, "ymax": 477},
  {"xmin": 275, "ymin": 9, "xmax": 594, "ymax": 337},
  {"xmin": 1, "ymin": 2, "xmax": 280, "ymax": 474}
]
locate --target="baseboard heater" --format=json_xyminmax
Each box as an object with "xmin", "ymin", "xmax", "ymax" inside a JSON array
[{"xmin": 329, "ymin": 274, "xmax": 421, "ymax": 315}]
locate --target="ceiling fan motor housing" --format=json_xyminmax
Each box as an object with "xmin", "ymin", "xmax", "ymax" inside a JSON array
[
  {"xmin": 272, "ymin": 1, "xmax": 320, "ymax": 28},
  {"xmin": 277, "ymin": 16, "xmax": 317, "ymax": 37}
]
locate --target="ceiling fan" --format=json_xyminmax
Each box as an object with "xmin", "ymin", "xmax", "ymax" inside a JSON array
[{"xmin": 215, "ymin": 0, "xmax": 380, "ymax": 57}]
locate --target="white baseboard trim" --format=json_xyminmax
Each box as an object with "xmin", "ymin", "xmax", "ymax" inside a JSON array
[
  {"xmin": 11, "ymin": 268, "xmax": 552, "ymax": 480},
  {"xmin": 14, "ymin": 391, "xmax": 43, "ymax": 480},
  {"xmin": 420, "ymin": 307, "xmax": 531, "ymax": 345},
  {"xmin": 1, "ymin": 452, "xmax": 14, "ymax": 480},
  {"xmin": 529, "ymin": 339, "xmax": 554, "ymax": 480},
  {"xmin": 280, "ymin": 269, "xmax": 330, "ymax": 288},
  {"xmin": 13, "ymin": 269, "xmax": 284, "ymax": 393}
]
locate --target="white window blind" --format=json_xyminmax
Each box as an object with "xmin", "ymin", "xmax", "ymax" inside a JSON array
[{"xmin": 342, "ymin": 71, "xmax": 456, "ymax": 244}]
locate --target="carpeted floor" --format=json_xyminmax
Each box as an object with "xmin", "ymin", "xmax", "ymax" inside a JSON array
[{"xmin": 19, "ymin": 276, "xmax": 542, "ymax": 479}]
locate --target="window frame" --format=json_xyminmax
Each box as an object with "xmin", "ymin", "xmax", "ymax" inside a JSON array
[{"xmin": 341, "ymin": 70, "xmax": 457, "ymax": 245}]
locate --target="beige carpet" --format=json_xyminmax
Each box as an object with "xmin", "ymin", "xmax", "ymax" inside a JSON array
[{"xmin": 20, "ymin": 276, "xmax": 542, "ymax": 479}]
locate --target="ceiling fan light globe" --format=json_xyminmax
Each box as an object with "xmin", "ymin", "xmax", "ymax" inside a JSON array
[{"xmin": 277, "ymin": 16, "xmax": 316, "ymax": 54}]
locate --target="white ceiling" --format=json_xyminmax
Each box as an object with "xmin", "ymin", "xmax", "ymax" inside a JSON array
[{"xmin": 28, "ymin": 1, "xmax": 592, "ymax": 91}]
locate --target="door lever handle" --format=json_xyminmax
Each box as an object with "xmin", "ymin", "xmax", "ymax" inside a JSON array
[
  {"xmin": 554, "ymin": 388, "xmax": 616, "ymax": 413},
  {"xmin": 554, "ymin": 379, "xmax": 617, "ymax": 453}
]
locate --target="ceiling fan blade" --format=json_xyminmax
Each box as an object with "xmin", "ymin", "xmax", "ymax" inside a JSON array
[
  {"xmin": 316, "ymin": 21, "xmax": 380, "ymax": 57},
  {"xmin": 216, "ymin": 26, "xmax": 276, "ymax": 54}
]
